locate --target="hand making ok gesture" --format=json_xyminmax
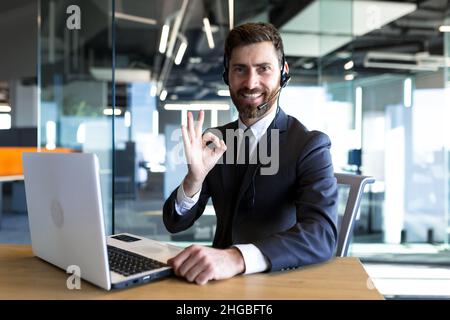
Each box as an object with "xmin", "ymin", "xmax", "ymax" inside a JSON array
[{"xmin": 181, "ymin": 110, "xmax": 227, "ymax": 197}]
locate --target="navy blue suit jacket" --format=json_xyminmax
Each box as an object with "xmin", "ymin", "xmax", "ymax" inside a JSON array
[{"xmin": 163, "ymin": 109, "xmax": 338, "ymax": 272}]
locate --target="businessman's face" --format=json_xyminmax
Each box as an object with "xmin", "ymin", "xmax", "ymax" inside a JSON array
[{"xmin": 228, "ymin": 41, "xmax": 281, "ymax": 120}]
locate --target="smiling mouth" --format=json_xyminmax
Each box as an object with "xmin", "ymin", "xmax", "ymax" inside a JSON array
[{"xmin": 239, "ymin": 92, "xmax": 264, "ymax": 101}]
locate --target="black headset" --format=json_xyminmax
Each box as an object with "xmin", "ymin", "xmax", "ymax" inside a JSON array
[{"xmin": 222, "ymin": 52, "xmax": 291, "ymax": 88}]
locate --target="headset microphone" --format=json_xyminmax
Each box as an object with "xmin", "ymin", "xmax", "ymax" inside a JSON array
[{"xmin": 256, "ymin": 87, "xmax": 283, "ymax": 111}]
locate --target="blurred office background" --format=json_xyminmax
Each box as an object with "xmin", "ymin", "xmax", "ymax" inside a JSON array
[{"xmin": 0, "ymin": 0, "xmax": 449, "ymax": 298}]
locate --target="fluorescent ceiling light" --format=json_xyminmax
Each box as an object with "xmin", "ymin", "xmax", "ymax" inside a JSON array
[
  {"xmin": 90, "ymin": 68, "xmax": 151, "ymax": 82},
  {"xmin": 217, "ymin": 89, "xmax": 230, "ymax": 97},
  {"xmin": 164, "ymin": 103, "xmax": 230, "ymax": 111},
  {"xmin": 174, "ymin": 41, "xmax": 187, "ymax": 65},
  {"xmin": 150, "ymin": 85, "xmax": 157, "ymax": 97},
  {"xmin": 0, "ymin": 113, "xmax": 11, "ymax": 130},
  {"xmin": 76, "ymin": 123, "xmax": 86, "ymax": 144},
  {"xmin": 159, "ymin": 24, "xmax": 170, "ymax": 53},
  {"xmin": 115, "ymin": 12, "xmax": 156, "ymax": 25},
  {"xmin": 152, "ymin": 110, "xmax": 159, "ymax": 136},
  {"xmin": 355, "ymin": 87, "xmax": 362, "ymax": 149},
  {"xmin": 345, "ymin": 74, "xmax": 355, "ymax": 81},
  {"xmin": 0, "ymin": 104, "xmax": 11, "ymax": 112},
  {"xmin": 211, "ymin": 110, "xmax": 218, "ymax": 128},
  {"xmin": 160, "ymin": 90, "xmax": 168, "ymax": 101},
  {"xmin": 344, "ymin": 60, "xmax": 354, "ymax": 70},
  {"xmin": 124, "ymin": 111, "xmax": 131, "ymax": 127},
  {"xmin": 203, "ymin": 18, "xmax": 215, "ymax": 49},
  {"xmin": 404, "ymin": 78, "xmax": 412, "ymax": 108},
  {"xmin": 364, "ymin": 51, "xmax": 450, "ymax": 71},
  {"xmin": 46, "ymin": 121, "xmax": 56, "ymax": 150},
  {"xmin": 103, "ymin": 108, "xmax": 122, "ymax": 116},
  {"xmin": 189, "ymin": 57, "xmax": 202, "ymax": 64},
  {"xmin": 228, "ymin": 0, "xmax": 234, "ymax": 30},
  {"xmin": 166, "ymin": 0, "xmax": 189, "ymax": 58},
  {"xmin": 302, "ymin": 62, "xmax": 315, "ymax": 69},
  {"xmin": 439, "ymin": 25, "xmax": 450, "ymax": 32}
]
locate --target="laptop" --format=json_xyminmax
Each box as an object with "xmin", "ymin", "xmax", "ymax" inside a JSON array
[{"xmin": 22, "ymin": 152, "xmax": 182, "ymax": 290}]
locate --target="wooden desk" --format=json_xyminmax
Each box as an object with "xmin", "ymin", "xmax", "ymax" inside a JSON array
[{"xmin": 0, "ymin": 245, "xmax": 383, "ymax": 300}]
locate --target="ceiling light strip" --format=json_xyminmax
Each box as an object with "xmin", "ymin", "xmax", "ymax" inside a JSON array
[
  {"xmin": 0, "ymin": 104, "xmax": 11, "ymax": 112},
  {"xmin": 166, "ymin": 0, "xmax": 189, "ymax": 58},
  {"xmin": 159, "ymin": 24, "xmax": 170, "ymax": 53},
  {"xmin": 174, "ymin": 41, "xmax": 188, "ymax": 65},
  {"xmin": 228, "ymin": 0, "xmax": 234, "ymax": 30},
  {"xmin": 203, "ymin": 18, "xmax": 215, "ymax": 49},
  {"xmin": 115, "ymin": 12, "xmax": 157, "ymax": 25},
  {"xmin": 439, "ymin": 25, "xmax": 450, "ymax": 32}
]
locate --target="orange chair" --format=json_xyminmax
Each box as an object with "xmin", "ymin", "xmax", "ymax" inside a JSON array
[{"xmin": 0, "ymin": 147, "xmax": 74, "ymax": 176}]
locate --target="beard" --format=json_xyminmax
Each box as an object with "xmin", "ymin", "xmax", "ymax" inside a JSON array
[{"xmin": 230, "ymin": 87, "xmax": 278, "ymax": 121}]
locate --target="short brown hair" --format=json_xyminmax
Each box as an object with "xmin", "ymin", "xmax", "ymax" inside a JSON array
[{"xmin": 224, "ymin": 22, "xmax": 284, "ymax": 67}]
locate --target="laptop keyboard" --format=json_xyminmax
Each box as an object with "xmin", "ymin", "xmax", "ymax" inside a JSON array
[{"xmin": 107, "ymin": 245, "xmax": 168, "ymax": 277}]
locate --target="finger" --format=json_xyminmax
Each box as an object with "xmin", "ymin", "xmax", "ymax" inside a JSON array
[
  {"xmin": 212, "ymin": 139, "xmax": 227, "ymax": 159},
  {"xmin": 202, "ymin": 132, "xmax": 221, "ymax": 148},
  {"xmin": 186, "ymin": 263, "xmax": 208, "ymax": 283},
  {"xmin": 187, "ymin": 112, "xmax": 196, "ymax": 141},
  {"xmin": 218, "ymin": 139, "xmax": 227, "ymax": 153},
  {"xmin": 181, "ymin": 124, "xmax": 191, "ymax": 156},
  {"xmin": 195, "ymin": 110, "xmax": 204, "ymax": 137},
  {"xmin": 167, "ymin": 249, "xmax": 192, "ymax": 276},
  {"xmin": 194, "ymin": 266, "xmax": 214, "ymax": 285},
  {"xmin": 177, "ymin": 251, "xmax": 202, "ymax": 277}
]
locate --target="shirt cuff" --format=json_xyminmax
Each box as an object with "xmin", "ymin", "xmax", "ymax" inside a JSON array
[
  {"xmin": 233, "ymin": 244, "xmax": 270, "ymax": 275},
  {"xmin": 174, "ymin": 178, "xmax": 201, "ymax": 215}
]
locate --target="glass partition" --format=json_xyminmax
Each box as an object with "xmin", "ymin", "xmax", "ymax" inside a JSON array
[
  {"xmin": 38, "ymin": 0, "xmax": 114, "ymax": 232},
  {"xmin": 111, "ymin": 0, "xmax": 236, "ymax": 243},
  {"xmin": 314, "ymin": 0, "xmax": 450, "ymax": 252}
]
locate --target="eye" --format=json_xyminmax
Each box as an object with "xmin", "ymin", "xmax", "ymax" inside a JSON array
[
  {"xmin": 259, "ymin": 65, "xmax": 271, "ymax": 73},
  {"xmin": 233, "ymin": 66, "xmax": 244, "ymax": 74}
]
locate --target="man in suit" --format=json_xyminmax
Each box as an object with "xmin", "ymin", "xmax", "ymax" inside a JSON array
[{"xmin": 163, "ymin": 22, "xmax": 338, "ymax": 285}]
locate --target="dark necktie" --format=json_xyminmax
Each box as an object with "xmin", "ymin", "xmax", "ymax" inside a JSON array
[{"xmin": 235, "ymin": 127, "xmax": 251, "ymax": 188}]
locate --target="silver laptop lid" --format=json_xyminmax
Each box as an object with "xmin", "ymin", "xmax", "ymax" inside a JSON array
[{"xmin": 22, "ymin": 152, "xmax": 111, "ymax": 290}]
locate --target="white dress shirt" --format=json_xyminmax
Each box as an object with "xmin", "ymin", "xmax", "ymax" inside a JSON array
[{"xmin": 174, "ymin": 107, "xmax": 278, "ymax": 274}]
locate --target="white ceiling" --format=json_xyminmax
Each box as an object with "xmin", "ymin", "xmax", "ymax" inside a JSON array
[{"xmin": 280, "ymin": 0, "xmax": 417, "ymax": 57}]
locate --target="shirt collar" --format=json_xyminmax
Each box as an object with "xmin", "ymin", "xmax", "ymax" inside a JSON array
[{"xmin": 237, "ymin": 107, "xmax": 277, "ymax": 140}]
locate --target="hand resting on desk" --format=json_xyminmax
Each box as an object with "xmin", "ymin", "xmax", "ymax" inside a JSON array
[{"xmin": 167, "ymin": 245, "xmax": 245, "ymax": 285}]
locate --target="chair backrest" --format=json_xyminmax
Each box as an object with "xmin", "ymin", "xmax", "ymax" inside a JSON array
[{"xmin": 335, "ymin": 173, "xmax": 375, "ymax": 257}]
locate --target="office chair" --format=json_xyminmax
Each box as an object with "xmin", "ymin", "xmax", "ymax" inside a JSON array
[{"xmin": 335, "ymin": 173, "xmax": 375, "ymax": 257}]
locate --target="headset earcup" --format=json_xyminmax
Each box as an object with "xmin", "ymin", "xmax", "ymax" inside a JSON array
[
  {"xmin": 222, "ymin": 54, "xmax": 229, "ymax": 85},
  {"xmin": 280, "ymin": 56, "xmax": 290, "ymax": 88},
  {"xmin": 280, "ymin": 72, "xmax": 286, "ymax": 88},
  {"xmin": 222, "ymin": 70, "xmax": 229, "ymax": 85},
  {"xmin": 280, "ymin": 73, "xmax": 291, "ymax": 88}
]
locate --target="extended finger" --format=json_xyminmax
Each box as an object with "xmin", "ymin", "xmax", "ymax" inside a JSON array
[
  {"xmin": 181, "ymin": 124, "xmax": 191, "ymax": 156},
  {"xmin": 195, "ymin": 110, "xmax": 204, "ymax": 137},
  {"xmin": 187, "ymin": 112, "xmax": 196, "ymax": 141}
]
